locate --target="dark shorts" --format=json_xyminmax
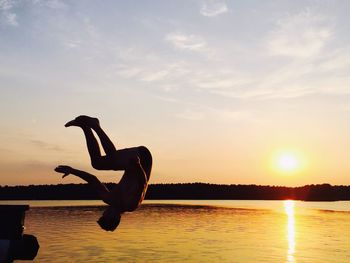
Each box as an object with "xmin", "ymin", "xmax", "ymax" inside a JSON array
[{"xmin": 137, "ymin": 146, "xmax": 152, "ymax": 180}]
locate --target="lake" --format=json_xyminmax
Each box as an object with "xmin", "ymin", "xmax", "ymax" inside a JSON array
[{"xmin": 1, "ymin": 200, "xmax": 350, "ymax": 262}]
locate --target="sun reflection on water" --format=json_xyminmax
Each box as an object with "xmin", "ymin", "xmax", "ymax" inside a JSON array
[{"xmin": 284, "ymin": 200, "xmax": 296, "ymax": 263}]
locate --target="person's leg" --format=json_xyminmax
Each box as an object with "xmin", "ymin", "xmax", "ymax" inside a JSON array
[
  {"xmin": 91, "ymin": 125, "xmax": 117, "ymax": 156},
  {"xmin": 66, "ymin": 116, "xmax": 115, "ymax": 170},
  {"xmin": 85, "ymin": 118, "xmax": 141, "ymax": 170},
  {"xmin": 66, "ymin": 115, "xmax": 117, "ymax": 156},
  {"xmin": 65, "ymin": 115, "xmax": 139, "ymax": 170},
  {"xmin": 81, "ymin": 127, "xmax": 113, "ymax": 170}
]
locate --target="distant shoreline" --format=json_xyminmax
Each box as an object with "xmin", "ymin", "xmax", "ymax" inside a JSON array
[{"xmin": 0, "ymin": 183, "xmax": 349, "ymax": 201}]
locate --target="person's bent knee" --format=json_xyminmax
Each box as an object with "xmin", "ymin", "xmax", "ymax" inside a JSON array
[
  {"xmin": 91, "ymin": 156, "xmax": 115, "ymax": 170},
  {"xmin": 91, "ymin": 159, "xmax": 104, "ymax": 170},
  {"xmin": 91, "ymin": 161, "xmax": 101, "ymax": 170}
]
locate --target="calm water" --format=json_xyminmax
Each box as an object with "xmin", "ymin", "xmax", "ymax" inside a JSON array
[{"xmin": 1, "ymin": 200, "xmax": 350, "ymax": 263}]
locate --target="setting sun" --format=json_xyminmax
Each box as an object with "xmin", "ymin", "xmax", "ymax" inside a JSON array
[
  {"xmin": 271, "ymin": 150, "xmax": 305, "ymax": 175},
  {"xmin": 278, "ymin": 153, "xmax": 300, "ymax": 172}
]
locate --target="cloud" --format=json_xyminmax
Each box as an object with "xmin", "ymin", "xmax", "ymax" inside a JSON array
[
  {"xmin": 116, "ymin": 61, "xmax": 191, "ymax": 84},
  {"xmin": 116, "ymin": 66, "xmax": 143, "ymax": 78},
  {"xmin": 318, "ymin": 47, "xmax": 350, "ymax": 72},
  {"xmin": 22, "ymin": 160, "xmax": 55, "ymax": 170},
  {"xmin": 141, "ymin": 70, "xmax": 170, "ymax": 82},
  {"xmin": 0, "ymin": 0, "xmax": 18, "ymax": 26},
  {"xmin": 175, "ymin": 107, "xmax": 255, "ymax": 122},
  {"xmin": 32, "ymin": 0, "xmax": 67, "ymax": 9},
  {"xmin": 266, "ymin": 10, "xmax": 332, "ymax": 58},
  {"xmin": 191, "ymin": 70, "xmax": 253, "ymax": 91},
  {"xmin": 0, "ymin": 0, "xmax": 68, "ymax": 26},
  {"xmin": 175, "ymin": 109, "xmax": 205, "ymax": 121},
  {"xmin": 117, "ymin": 66, "xmax": 170, "ymax": 82},
  {"xmin": 0, "ymin": 0, "xmax": 13, "ymax": 10},
  {"xmin": 200, "ymin": 0, "xmax": 228, "ymax": 17},
  {"xmin": 0, "ymin": 147, "xmax": 14, "ymax": 154},
  {"xmin": 165, "ymin": 32, "xmax": 207, "ymax": 52},
  {"xmin": 30, "ymin": 139, "xmax": 64, "ymax": 152},
  {"xmin": 116, "ymin": 40, "xmax": 350, "ymax": 101},
  {"xmin": 153, "ymin": 95, "xmax": 180, "ymax": 103},
  {"xmin": 116, "ymin": 65, "xmax": 168, "ymax": 82},
  {"xmin": 63, "ymin": 40, "xmax": 81, "ymax": 49},
  {"xmin": 187, "ymin": 51, "xmax": 350, "ymax": 100},
  {"xmin": 0, "ymin": 159, "xmax": 55, "ymax": 177},
  {"xmin": 4, "ymin": 11, "xmax": 16, "ymax": 25},
  {"xmin": 208, "ymin": 108, "xmax": 255, "ymax": 122},
  {"xmin": 17, "ymin": 3, "xmax": 343, "ymax": 102}
]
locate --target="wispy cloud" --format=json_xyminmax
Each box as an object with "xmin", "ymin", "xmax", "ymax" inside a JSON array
[
  {"xmin": 318, "ymin": 47, "xmax": 350, "ymax": 72},
  {"xmin": 22, "ymin": 160, "xmax": 55, "ymax": 170},
  {"xmin": 0, "ymin": 0, "xmax": 18, "ymax": 26},
  {"xmin": 0, "ymin": 147, "xmax": 14, "ymax": 154},
  {"xmin": 0, "ymin": 159, "xmax": 52, "ymax": 172},
  {"xmin": 208, "ymin": 108, "xmax": 255, "ymax": 122},
  {"xmin": 63, "ymin": 40, "xmax": 81, "ymax": 49},
  {"xmin": 175, "ymin": 109, "xmax": 205, "ymax": 121},
  {"xmin": 200, "ymin": 0, "xmax": 228, "ymax": 17},
  {"xmin": 153, "ymin": 94, "xmax": 180, "ymax": 103},
  {"xmin": 32, "ymin": 0, "xmax": 67, "ymax": 9},
  {"xmin": 4, "ymin": 1, "xmax": 345, "ymax": 103},
  {"xmin": 115, "ymin": 46, "xmax": 350, "ymax": 101},
  {"xmin": 0, "ymin": 0, "xmax": 68, "ymax": 26},
  {"xmin": 191, "ymin": 70, "xmax": 253, "ymax": 90},
  {"xmin": 141, "ymin": 70, "xmax": 170, "ymax": 82},
  {"xmin": 0, "ymin": 0, "xmax": 13, "ymax": 10},
  {"xmin": 165, "ymin": 32, "xmax": 207, "ymax": 52},
  {"xmin": 175, "ymin": 107, "xmax": 255, "ymax": 122},
  {"xmin": 54, "ymin": 14, "xmax": 98, "ymax": 52},
  {"xmin": 266, "ymin": 10, "xmax": 333, "ymax": 58},
  {"xmin": 116, "ymin": 66, "xmax": 143, "ymax": 79},
  {"xmin": 30, "ymin": 139, "xmax": 64, "ymax": 152},
  {"xmin": 116, "ymin": 61, "xmax": 191, "ymax": 84}
]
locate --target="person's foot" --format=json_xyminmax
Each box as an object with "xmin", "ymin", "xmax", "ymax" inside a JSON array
[
  {"xmin": 65, "ymin": 115, "xmax": 100, "ymax": 128},
  {"xmin": 64, "ymin": 117, "xmax": 84, "ymax": 127}
]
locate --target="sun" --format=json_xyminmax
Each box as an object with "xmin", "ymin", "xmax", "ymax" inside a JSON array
[
  {"xmin": 272, "ymin": 150, "xmax": 304, "ymax": 174},
  {"xmin": 277, "ymin": 153, "xmax": 299, "ymax": 171}
]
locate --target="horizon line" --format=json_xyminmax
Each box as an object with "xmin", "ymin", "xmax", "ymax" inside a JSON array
[{"xmin": 1, "ymin": 182, "xmax": 348, "ymax": 188}]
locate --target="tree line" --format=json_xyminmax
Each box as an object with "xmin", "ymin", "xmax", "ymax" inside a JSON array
[{"xmin": 0, "ymin": 183, "xmax": 349, "ymax": 201}]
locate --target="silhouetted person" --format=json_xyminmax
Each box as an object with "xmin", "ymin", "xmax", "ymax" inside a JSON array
[{"xmin": 55, "ymin": 115, "xmax": 152, "ymax": 231}]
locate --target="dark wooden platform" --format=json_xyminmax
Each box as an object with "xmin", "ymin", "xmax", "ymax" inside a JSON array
[{"xmin": 0, "ymin": 205, "xmax": 29, "ymax": 240}]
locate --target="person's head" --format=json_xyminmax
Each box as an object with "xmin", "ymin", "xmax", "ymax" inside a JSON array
[{"xmin": 97, "ymin": 206, "xmax": 121, "ymax": 231}]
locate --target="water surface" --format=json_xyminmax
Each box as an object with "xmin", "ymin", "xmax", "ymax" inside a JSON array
[{"xmin": 1, "ymin": 200, "xmax": 349, "ymax": 262}]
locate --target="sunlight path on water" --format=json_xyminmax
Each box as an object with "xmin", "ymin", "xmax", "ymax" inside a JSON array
[{"xmin": 284, "ymin": 200, "xmax": 295, "ymax": 263}]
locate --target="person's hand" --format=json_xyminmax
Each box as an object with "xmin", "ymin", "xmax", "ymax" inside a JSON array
[{"xmin": 55, "ymin": 165, "xmax": 74, "ymax": 178}]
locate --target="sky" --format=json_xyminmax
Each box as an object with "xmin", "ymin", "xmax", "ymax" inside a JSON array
[{"xmin": 0, "ymin": 0, "xmax": 350, "ymax": 186}]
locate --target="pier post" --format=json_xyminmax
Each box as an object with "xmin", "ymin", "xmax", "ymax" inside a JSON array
[{"xmin": 0, "ymin": 205, "xmax": 39, "ymax": 262}]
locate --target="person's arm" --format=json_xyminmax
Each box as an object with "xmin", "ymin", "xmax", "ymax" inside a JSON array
[{"xmin": 55, "ymin": 165, "xmax": 112, "ymax": 205}]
